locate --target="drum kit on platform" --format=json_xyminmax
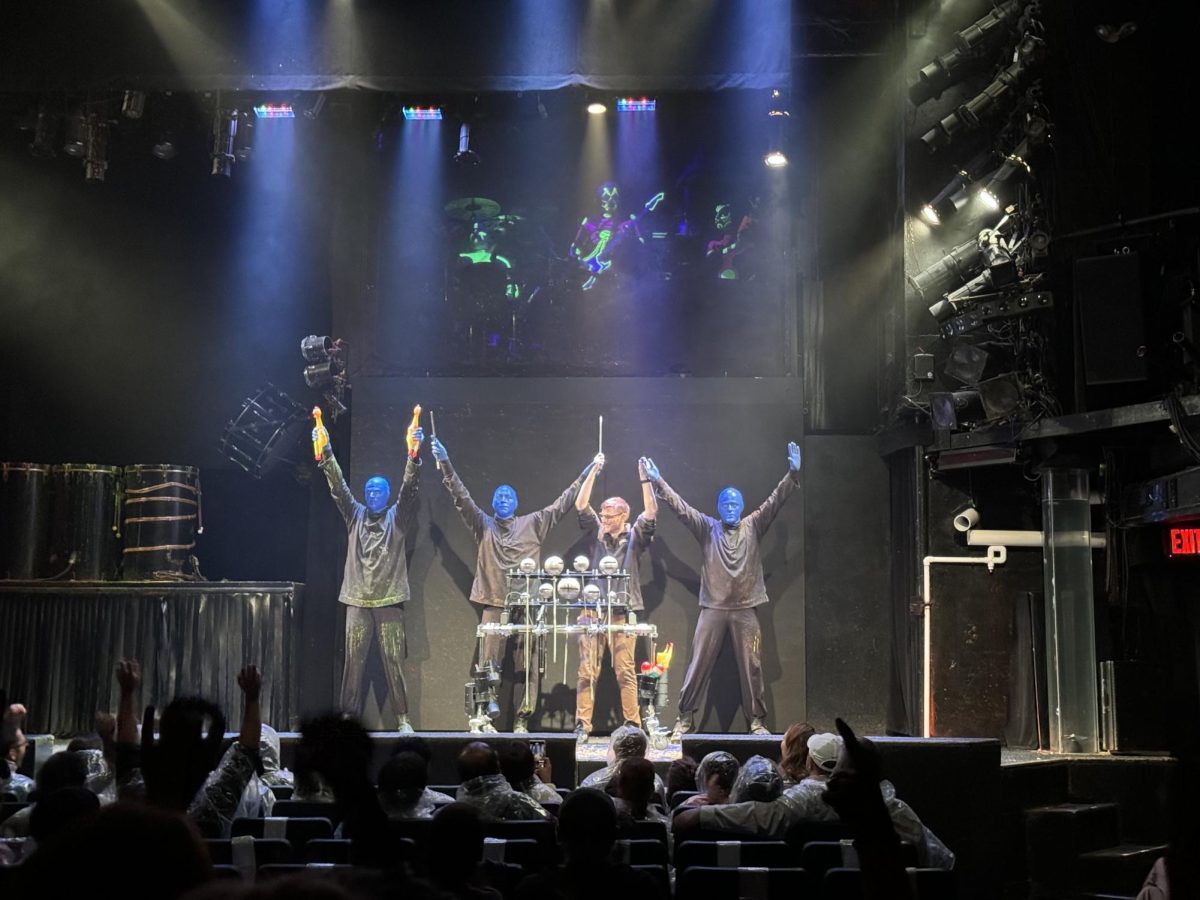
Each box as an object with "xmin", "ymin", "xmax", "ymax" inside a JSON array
[{"xmin": 0, "ymin": 461, "xmax": 203, "ymax": 581}]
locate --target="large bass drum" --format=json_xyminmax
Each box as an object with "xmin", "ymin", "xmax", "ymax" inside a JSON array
[
  {"xmin": 49, "ymin": 464, "xmax": 122, "ymax": 580},
  {"xmin": 0, "ymin": 462, "xmax": 53, "ymax": 579},
  {"xmin": 121, "ymin": 464, "xmax": 202, "ymax": 579}
]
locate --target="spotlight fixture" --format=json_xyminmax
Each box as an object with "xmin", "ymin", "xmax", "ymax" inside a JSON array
[
  {"xmin": 152, "ymin": 132, "xmax": 177, "ymax": 160},
  {"xmin": 979, "ymin": 119, "xmax": 1046, "ymax": 208},
  {"xmin": 454, "ymin": 122, "xmax": 480, "ymax": 165},
  {"xmin": 121, "ymin": 90, "xmax": 146, "ymax": 119},
  {"xmin": 587, "ymin": 102, "xmax": 607, "ymax": 115},
  {"xmin": 253, "ymin": 103, "xmax": 294, "ymax": 119},
  {"xmin": 908, "ymin": 238, "xmax": 984, "ymax": 303},
  {"xmin": 211, "ymin": 101, "xmax": 238, "ymax": 177},
  {"xmin": 909, "ymin": 0, "xmax": 1022, "ymax": 106},
  {"xmin": 83, "ymin": 115, "xmax": 109, "ymax": 182},
  {"xmin": 28, "ymin": 105, "xmax": 57, "ymax": 159},
  {"xmin": 402, "ymin": 106, "xmax": 443, "ymax": 120},
  {"xmin": 763, "ymin": 150, "xmax": 788, "ymax": 168},
  {"xmin": 299, "ymin": 334, "xmax": 349, "ymax": 419},
  {"xmin": 616, "ymin": 97, "xmax": 655, "ymax": 112},
  {"xmin": 304, "ymin": 94, "xmax": 326, "ymax": 120},
  {"xmin": 919, "ymin": 150, "xmax": 996, "ymax": 225},
  {"xmin": 920, "ymin": 32, "xmax": 1045, "ymax": 152},
  {"xmin": 63, "ymin": 109, "xmax": 87, "ymax": 158}
]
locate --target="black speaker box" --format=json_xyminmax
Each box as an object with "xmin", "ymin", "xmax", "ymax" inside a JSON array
[{"xmin": 1074, "ymin": 253, "xmax": 1148, "ymax": 386}]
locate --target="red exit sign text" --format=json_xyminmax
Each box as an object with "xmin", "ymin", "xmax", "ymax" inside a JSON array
[{"xmin": 1168, "ymin": 527, "xmax": 1200, "ymax": 557}]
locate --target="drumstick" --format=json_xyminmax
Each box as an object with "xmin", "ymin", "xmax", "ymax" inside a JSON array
[
  {"xmin": 598, "ymin": 415, "xmax": 603, "ymax": 455},
  {"xmin": 430, "ymin": 409, "xmax": 437, "ymax": 439}
]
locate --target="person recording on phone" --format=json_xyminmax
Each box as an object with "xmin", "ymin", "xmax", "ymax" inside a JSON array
[{"xmin": 499, "ymin": 739, "xmax": 559, "ymax": 805}]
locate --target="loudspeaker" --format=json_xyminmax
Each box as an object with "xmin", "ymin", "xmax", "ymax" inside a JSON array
[
  {"xmin": 944, "ymin": 341, "xmax": 989, "ymax": 384},
  {"xmin": 929, "ymin": 390, "xmax": 983, "ymax": 430},
  {"xmin": 1075, "ymin": 253, "xmax": 1148, "ymax": 385},
  {"xmin": 978, "ymin": 373, "xmax": 1023, "ymax": 419}
]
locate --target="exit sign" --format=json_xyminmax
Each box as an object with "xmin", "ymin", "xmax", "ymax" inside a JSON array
[{"xmin": 1167, "ymin": 526, "xmax": 1200, "ymax": 557}]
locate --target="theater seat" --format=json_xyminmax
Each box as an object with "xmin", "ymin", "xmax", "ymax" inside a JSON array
[
  {"xmin": 257, "ymin": 863, "xmax": 353, "ymax": 879},
  {"xmin": 271, "ymin": 800, "xmax": 342, "ymax": 824},
  {"xmin": 231, "ymin": 816, "xmax": 333, "ymax": 849},
  {"xmin": 676, "ymin": 840, "xmax": 796, "ymax": 873},
  {"xmin": 613, "ymin": 838, "xmax": 669, "ymax": 867},
  {"xmin": 481, "ymin": 837, "xmax": 541, "ymax": 872},
  {"xmin": 677, "ymin": 865, "xmax": 812, "ymax": 899},
  {"xmin": 824, "ymin": 866, "xmax": 955, "ymax": 900}
]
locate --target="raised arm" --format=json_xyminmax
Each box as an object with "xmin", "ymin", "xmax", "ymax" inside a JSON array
[
  {"xmin": 750, "ymin": 441, "xmax": 802, "ymax": 538},
  {"xmin": 398, "ymin": 426, "xmax": 423, "ymax": 519},
  {"xmin": 639, "ymin": 458, "xmax": 657, "ymax": 522},
  {"xmin": 576, "ymin": 452, "xmax": 605, "ymax": 511},
  {"xmin": 534, "ymin": 458, "xmax": 593, "ymax": 541},
  {"xmin": 187, "ymin": 665, "xmax": 262, "ymax": 838},
  {"xmin": 315, "ymin": 423, "xmax": 359, "ymax": 525},
  {"xmin": 431, "ymin": 437, "xmax": 487, "ymax": 542},
  {"xmin": 641, "ymin": 456, "xmax": 710, "ymax": 541}
]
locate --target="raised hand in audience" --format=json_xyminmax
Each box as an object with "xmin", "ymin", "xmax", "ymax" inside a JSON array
[
  {"xmin": 236, "ymin": 665, "xmax": 262, "ymax": 749},
  {"xmin": 115, "ymin": 658, "xmax": 141, "ymax": 745},
  {"xmin": 823, "ymin": 717, "xmax": 913, "ymax": 900}
]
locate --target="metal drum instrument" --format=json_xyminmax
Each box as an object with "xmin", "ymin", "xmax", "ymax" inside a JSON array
[
  {"xmin": 49, "ymin": 464, "xmax": 122, "ymax": 580},
  {"xmin": 0, "ymin": 462, "xmax": 53, "ymax": 579},
  {"xmin": 121, "ymin": 464, "xmax": 202, "ymax": 578}
]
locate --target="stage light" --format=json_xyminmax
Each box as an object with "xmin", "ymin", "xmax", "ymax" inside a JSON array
[
  {"xmin": 211, "ymin": 102, "xmax": 238, "ymax": 177},
  {"xmin": 616, "ymin": 97, "xmax": 655, "ymax": 112},
  {"xmin": 908, "ymin": 238, "xmax": 983, "ymax": 302},
  {"xmin": 402, "ymin": 106, "xmax": 442, "ymax": 120},
  {"xmin": 303, "ymin": 360, "xmax": 343, "ymax": 388},
  {"xmin": 909, "ymin": 0, "xmax": 1022, "ymax": 106},
  {"xmin": 63, "ymin": 110, "xmax": 86, "ymax": 158},
  {"xmin": 301, "ymin": 335, "xmax": 334, "ymax": 363},
  {"xmin": 920, "ymin": 150, "xmax": 995, "ymax": 225},
  {"xmin": 304, "ymin": 94, "xmax": 326, "ymax": 120},
  {"xmin": 83, "ymin": 115, "xmax": 109, "ymax": 182},
  {"xmin": 930, "ymin": 390, "xmax": 984, "ymax": 431},
  {"xmin": 152, "ymin": 132, "xmax": 177, "ymax": 160},
  {"xmin": 28, "ymin": 105, "xmax": 57, "ymax": 159},
  {"xmin": 454, "ymin": 123, "xmax": 480, "ymax": 165},
  {"xmin": 121, "ymin": 90, "xmax": 146, "ymax": 119},
  {"xmin": 978, "ymin": 124, "xmax": 1043, "ymax": 208},
  {"xmin": 587, "ymin": 102, "xmax": 607, "ymax": 115},
  {"xmin": 253, "ymin": 103, "xmax": 294, "ymax": 119},
  {"xmin": 763, "ymin": 150, "xmax": 788, "ymax": 168}
]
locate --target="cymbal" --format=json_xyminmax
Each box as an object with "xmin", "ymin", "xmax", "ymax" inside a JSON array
[{"xmin": 444, "ymin": 197, "xmax": 501, "ymax": 221}]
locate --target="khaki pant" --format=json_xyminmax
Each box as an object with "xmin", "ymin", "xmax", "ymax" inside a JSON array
[{"xmin": 575, "ymin": 612, "xmax": 641, "ymax": 730}]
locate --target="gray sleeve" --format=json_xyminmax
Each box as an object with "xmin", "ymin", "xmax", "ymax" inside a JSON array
[
  {"xmin": 751, "ymin": 470, "xmax": 800, "ymax": 538},
  {"xmin": 441, "ymin": 463, "xmax": 487, "ymax": 542},
  {"xmin": 320, "ymin": 452, "xmax": 360, "ymax": 526},
  {"xmin": 655, "ymin": 479, "xmax": 712, "ymax": 541}
]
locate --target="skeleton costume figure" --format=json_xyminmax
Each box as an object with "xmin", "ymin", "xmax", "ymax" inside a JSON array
[
  {"xmin": 315, "ymin": 419, "xmax": 423, "ymax": 732},
  {"xmin": 572, "ymin": 455, "xmax": 657, "ymax": 743},
  {"xmin": 569, "ymin": 182, "xmax": 663, "ymax": 290},
  {"xmin": 430, "ymin": 436, "xmax": 593, "ymax": 732},
  {"xmin": 705, "ymin": 201, "xmax": 754, "ymax": 280},
  {"xmin": 640, "ymin": 442, "xmax": 801, "ymax": 738}
]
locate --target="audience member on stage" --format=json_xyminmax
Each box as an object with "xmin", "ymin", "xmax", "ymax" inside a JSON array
[
  {"xmin": 2, "ymin": 748, "xmax": 90, "ymax": 838},
  {"xmin": 572, "ymin": 455, "xmax": 657, "ymax": 743},
  {"xmin": 428, "ymin": 803, "xmax": 505, "ymax": 900},
  {"xmin": 664, "ymin": 754, "xmax": 698, "ymax": 805},
  {"xmin": 514, "ymin": 788, "xmax": 658, "ymax": 899},
  {"xmin": 430, "ymin": 435, "xmax": 595, "ymax": 733},
  {"xmin": 1, "ymin": 702, "xmax": 34, "ymax": 801},
  {"xmin": 677, "ymin": 750, "xmax": 739, "ymax": 808},
  {"xmin": 378, "ymin": 751, "xmax": 439, "ymax": 818},
  {"xmin": 578, "ymin": 725, "xmax": 665, "ymax": 803},
  {"xmin": 730, "ymin": 754, "xmax": 783, "ymax": 803},
  {"xmin": 613, "ymin": 757, "xmax": 670, "ymax": 830},
  {"xmin": 456, "ymin": 741, "xmax": 549, "ymax": 821},
  {"xmin": 779, "ymin": 720, "xmax": 816, "ymax": 786},
  {"xmin": 500, "ymin": 739, "xmax": 560, "ymax": 805}
]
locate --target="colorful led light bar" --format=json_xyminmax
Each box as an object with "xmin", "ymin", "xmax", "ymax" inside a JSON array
[
  {"xmin": 616, "ymin": 97, "xmax": 656, "ymax": 112},
  {"xmin": 253, "ymin": 104, "xmax": 295, "ymax": 119},
  {"xmin": 403, "ymin": 106, "xmax": 443, "ymax": 121}
]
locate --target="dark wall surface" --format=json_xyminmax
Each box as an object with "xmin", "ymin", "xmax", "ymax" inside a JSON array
[{"xmin": 334, "ymin": 376, "xmax": 811, "ymax": 732}]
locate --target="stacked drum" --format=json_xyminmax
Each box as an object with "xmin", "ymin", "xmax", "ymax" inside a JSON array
[{"xmin": 0, "ymin": 462, "xmax": 201, "ymax": 580}]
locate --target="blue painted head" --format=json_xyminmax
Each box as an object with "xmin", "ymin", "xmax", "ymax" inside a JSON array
[
  {"xmin": 492, "ymin": 484, "xmax": 518, "ymax": 519},
  {"xmin": 364, "ymin": 476, "xmax": 391, "ymax": 514},
  {"xmin": 717, "ymin": 487, "xmax": 744, "ymax": 526}
]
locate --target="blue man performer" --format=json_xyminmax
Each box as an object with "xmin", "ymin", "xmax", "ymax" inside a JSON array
[{"xmin": 641, "ymin": 442, "xmax": 802, "ymax": 737}]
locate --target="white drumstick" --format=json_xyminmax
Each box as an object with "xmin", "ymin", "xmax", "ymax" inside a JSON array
[{"xmin": 598, "ymin": 415, "xmax": 603, "ymax": 455}]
